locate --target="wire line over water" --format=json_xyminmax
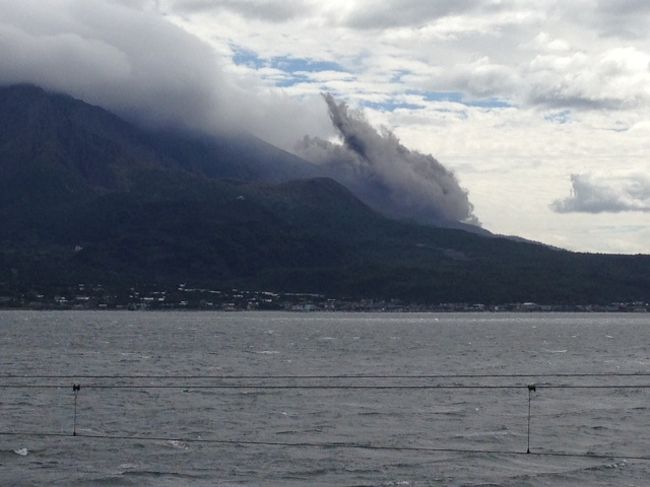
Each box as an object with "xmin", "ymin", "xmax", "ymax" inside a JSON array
[{"xmin": 3, "ymin": 372, "xmax": 649, "ymax": 463}]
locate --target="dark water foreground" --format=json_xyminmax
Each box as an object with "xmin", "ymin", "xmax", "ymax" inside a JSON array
[{"xmin": 1, "ymin": 311, "xmax": 650, "ymax": 486}]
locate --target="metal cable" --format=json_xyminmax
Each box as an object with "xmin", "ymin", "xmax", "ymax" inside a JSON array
[
  {"xmin": 2, "ymin": 372, "xmax": 650, "ymax": 379},
  {"xmin": 1, "ymin": 430, "xmax": 649, "ymax": 462},
  {"xmin": 2, "ymin": 383, "xmax": 650, "ymax": 390}
]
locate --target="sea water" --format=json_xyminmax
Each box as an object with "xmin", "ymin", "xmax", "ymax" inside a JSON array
[{"xmin": 1, "ymin": 311, "xmax": 650, "ymax": 486}]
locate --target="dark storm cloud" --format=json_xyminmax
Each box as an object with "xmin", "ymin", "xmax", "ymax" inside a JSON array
[
  {"xmin": 551, "ymin": 174, "xmax": 650, "ymax": 213},
  {"xmin": 296, "ymin": 94, "xmax": 478, "ymax": 225}
]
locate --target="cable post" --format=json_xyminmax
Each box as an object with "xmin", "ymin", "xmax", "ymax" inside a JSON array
[
  {"xmin": 72, "ymin": 384, "xmax": 81, "ymax": 436},
  {"xmin": 527, "ymin": 384, "xmax": 536, "ymax": 453}
]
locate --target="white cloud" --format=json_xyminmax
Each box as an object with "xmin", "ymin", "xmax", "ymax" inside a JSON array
[
  {"xmin": 551, "ymin": 174, "xmax": 650, "ymax": 213},
  {"xmin": 526, "ymin": 47, "xmax": 650, "ymax": 109},
  {"xmin": 402, "ymin": 57, "xmax": 520, "ymax": 100},
  {"xmin": 0, "ymin": 0, "xmax": 334, "ymax": 147},
  {"xmin": 532, "ymin": 32, "xmax": 571, "ymax": 52},
  {"xmin": 167, "ymin": 0, "xmax": 316, "ymax": 22},
  {"xmin": 0, "ymin": 0, "xmax": 226, "ymax": 131},
  {"xmin": 341, "ymin": 0, "xmax": 500, "ymax": 30}
]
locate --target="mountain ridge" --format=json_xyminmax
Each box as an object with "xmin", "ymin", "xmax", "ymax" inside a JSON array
[{"xmin": 0, "ymin": 83, "xmax": 649, "ymax": 305}]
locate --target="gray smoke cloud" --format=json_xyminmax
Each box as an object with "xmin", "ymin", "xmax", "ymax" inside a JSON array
[
  {"xmin": 551, "ymin": 174, "xmax": 650, "ymax": 213},
  {"xmin": 296, "ymin": 94, "xmax": 479, "ymax": 225}
]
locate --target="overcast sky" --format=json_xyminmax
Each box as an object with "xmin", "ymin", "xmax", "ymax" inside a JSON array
[{"xmin": 1, "ymin": 0, "xmax": 649, "ymax": 253}]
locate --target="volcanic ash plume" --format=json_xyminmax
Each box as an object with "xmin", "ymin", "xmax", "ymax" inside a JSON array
[{"xmin": 296, "ymin": 94, "xmax": 478, "ymax": 225}]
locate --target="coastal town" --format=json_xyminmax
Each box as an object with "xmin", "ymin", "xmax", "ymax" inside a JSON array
[{"xmin": 0, "ymin": 283, "xmax": 647, "ymax": 312}]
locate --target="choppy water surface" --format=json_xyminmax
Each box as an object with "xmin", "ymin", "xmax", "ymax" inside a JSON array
[{"xmin": 1, "ymin": 311, "xmax": 650, "ymax": 486}]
